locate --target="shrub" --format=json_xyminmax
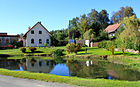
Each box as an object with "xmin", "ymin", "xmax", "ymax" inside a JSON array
[
  {"xmin": 98, "ymin": 41, "xmax": 108, "ymax": 48},
  {"xmin": 29, "ymin": 47, "xmax": 37, "ymax": 53},
  {"xmin": 53, "ymin": 49, "xmax": 64, "ymax": 56},
  {"xmin": 44, "ymin": 43, "xmax": 47, "ymax": 47},
  {"xmin": 20, "ymin": 47, "xmax": 26, "ymax": 53},
  {"xmin": 66, "ymin": 43, "xmax": 81, "ymax": 54}
]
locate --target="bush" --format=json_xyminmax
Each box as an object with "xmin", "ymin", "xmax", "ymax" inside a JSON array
[
  {"xmin": 20, "ymin": 47, "xmax": 26, "ymax": 53},
  {"xmin": 44, "ymin": 43, "xmax": 47, "ymax": 47},
  {"xmin": 53, "ymin": 49, "xmax": 64, "ymax": 56},
  {"xmin": 98, "ymin": 41, "xmax": 116, "ymax": 50},
  {"xmin": 98, "ymin": 41, "xmax": 108, "ymax": 48},
  {"xmin": 29, "ymin": 47, "xmax": 37, "ymax": 53},
  {"xmin": 66, "ymin": 43, "xmax": 82, "ymax": 54}
]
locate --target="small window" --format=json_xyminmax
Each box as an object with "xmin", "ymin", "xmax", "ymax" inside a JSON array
[
  {"xmin": 6, "ymin": 38, "xmax": 9, "ymax": 44},
  {"xmin": 31, "ymin": 30, "xmax": 34, "ymax": 34},
  {"xmin": 39, "ymin": 31, "xmax": 42, "ymax": 34},
  {"xmin": 39, "ymin": 39, "xmax": 42, "ymax": 44},
  {"xmin": 31, "ymin": 39, "xmax": 34, "ymax": 44},
  {"xmin": 46, "ymin": 39, "xmax": 49, "ymax": 44}
]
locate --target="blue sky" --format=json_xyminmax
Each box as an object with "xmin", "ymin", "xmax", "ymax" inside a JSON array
[{"xmin": 0, "ymin": 0, "xmax": 139, "ymax": 35}]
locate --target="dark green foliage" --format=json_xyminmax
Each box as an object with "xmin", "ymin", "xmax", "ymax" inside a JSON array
[
  {"xmin": 29, "ymin": 47, "xmax": 37, "ymax": 53},
  {"xmin": 50, "ymin": 29, "xmax": 68, "ymax": 46},
  {"xmin": 69, "ymin": 30, "xmax": 81, "ymax": 39},
  {"xmin": 10, "ymin": 41, "xmax": 22, "ymax": 48},
  {"xmin": 53, "ymin": 49, "xmax": 64, "ymax": 56},
  {"xmin": 20, "ymin": 47, "xmax": 26, "ymax": 53}
]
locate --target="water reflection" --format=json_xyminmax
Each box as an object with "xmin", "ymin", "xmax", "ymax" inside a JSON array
[{"xmin": 0, "ymin": 58, "xmax": 140, "ymax": 81}]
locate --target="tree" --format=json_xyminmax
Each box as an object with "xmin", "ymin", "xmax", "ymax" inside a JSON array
[
  {"xmin": 69, "ymin": 30, "xmax": 81, "ymax": 39},
  {"xmin": 99, "ymin": 10, "xmax": 110, "ymax": 29},
  {"xmin": 111, "ymin": 6, "xmax": 136, "ymax": 24},
  {"xmin": 116, "ymin": 15, "xmax": 140, "ymax": 51},
  {"xmin": 83, "ymin": 29, "xmax": 95, "ymax": 41},
  {"xmin": 77, "ymin": 14, "xmax": 90, "ymax": 38}
]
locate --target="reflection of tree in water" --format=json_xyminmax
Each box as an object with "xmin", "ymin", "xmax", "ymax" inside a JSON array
[
  {"xmin": 68, "ymin": 60, "xmax": 109, "ymax": 79},
  {"xmin": 68, "ymin": 60, "xmax": 140, "ymax": 80},
  {"xmin": 106, "ymin": 63, "xmax": 140, "ymax": 81},
  {"xmin": 54, "ymin": 56, "xmax": 65, "ymax": 64},
  {"xmin": 0, "ymin": 59, "xmax": 21, "ymax": 70}
]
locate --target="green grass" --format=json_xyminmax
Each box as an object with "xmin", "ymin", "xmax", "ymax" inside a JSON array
[
  {"xmin": 0, "ymin": 46, "xmax": 139, "ymax": 58},
  {"xmin": 0, "ymin": 46, "xmax": 65, "ymax": 56},
  {"xmin": 0, "ymin": 68, "xmax": 140, "ymax": 87}
]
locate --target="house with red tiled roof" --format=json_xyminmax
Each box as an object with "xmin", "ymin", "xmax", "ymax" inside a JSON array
[
  {"xmin": 0, "ymin": 33, "xmax": 19, "ymax": 47},
  {"xmin": 23, "ymin": 22, "xmax": 52, "ymax": 47},
  {"xmin": 104, "ymin": 23, "xmax": 120, "ymax": 37}
]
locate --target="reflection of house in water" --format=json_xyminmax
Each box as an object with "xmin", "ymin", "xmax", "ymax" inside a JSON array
[{"xmin": 26, "ymin": 59, "xmax": 55, "ymax": 73}]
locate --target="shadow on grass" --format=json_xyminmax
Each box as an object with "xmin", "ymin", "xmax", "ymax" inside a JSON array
[
  {"xmin": 77, "ymin": 53, "xmax": 92, "ymax": 55},
  {"xmin": 115, "ymin": 52, "xmax": 138, "ymax": 56}
]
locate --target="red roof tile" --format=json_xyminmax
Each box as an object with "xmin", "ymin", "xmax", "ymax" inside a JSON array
[{"xmin": 104, "ymin": 23, "xmax": 120, "ymax": 33}]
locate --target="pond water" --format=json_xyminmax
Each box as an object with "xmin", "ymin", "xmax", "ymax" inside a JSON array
[{"xmin": 0, "ymin": 57, "xmax": 140, "ymax": 81}]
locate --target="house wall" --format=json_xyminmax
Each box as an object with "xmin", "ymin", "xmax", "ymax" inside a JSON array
[
  {"xmin": 0, "ymin": 37, "xmax": 18, "ymax": 47},
  {"xmin": 25, "ymin": 23, "xmax": 51, "ymax": 47}
]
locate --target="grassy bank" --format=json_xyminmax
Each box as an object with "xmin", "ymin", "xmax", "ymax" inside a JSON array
[
  {"xmin": 0, "ymin": 47, "xmax": 139, "ymax": 58},
  {"xmin": 0, "ymin": 69, "xmax": 140, "ymax": 87},
  {"xmin": 0, "ymin": 46, "xmax": 65, "ymax": 56}
]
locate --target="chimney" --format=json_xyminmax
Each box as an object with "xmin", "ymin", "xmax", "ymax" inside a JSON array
[
  {"xmin": 28, "ymin": 27, "xmax": 31, "ymax": 31},
  {"xmin": 39, "ymin": 21, "xmax": 41, "ymax": 24}
]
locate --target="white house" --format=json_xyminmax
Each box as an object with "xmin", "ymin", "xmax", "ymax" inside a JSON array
[{"xmin": 23, "ymin": 22, "xmax": 52, "ymax": 47}]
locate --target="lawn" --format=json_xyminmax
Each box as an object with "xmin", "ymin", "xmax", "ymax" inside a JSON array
[
  {"xmin": 0, "ymin": 46, "xmax": 65, "ymax": 56},
  {"xmin": 0, "ymin": 46, "xmax": 139, "ymax": 58},
  {"xmin": 0, "ymin": 68, "xmax": 140, "ymax": 87},
  {"xmin": 65, "ymin": 47, "xmax": 140, "ymax": 58}
]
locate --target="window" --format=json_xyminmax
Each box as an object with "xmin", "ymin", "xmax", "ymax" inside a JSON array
[
  {"xmin": 39, "ymin": 39, "xmax": 42, "ymax": 44},
  {"xmin": 31, "ymin": 39, "xmax": 34, "ymax": 44},
  {"xmin": 31, "ymin": 30, "xmax": 34, "ymax": 34},
  {"xmin": 46, "ymin": 39, "xmax": 49, "ymax": 44},
  {"xmin": 39, "ymin": 31, "xmax": 42, "ymax": 34},
  {"xmin": 6, "ymin": 38, "xmax": 9, "ymax": 44}
]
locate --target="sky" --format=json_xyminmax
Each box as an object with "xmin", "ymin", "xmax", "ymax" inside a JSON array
[{"xmin": 0, "ymin": 0, "xmax": 139, "ymax": 35}]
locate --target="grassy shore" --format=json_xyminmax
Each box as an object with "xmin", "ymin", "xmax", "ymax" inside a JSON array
[
  {"xmin": 0, "ymin": 47, "xmax": 139, "ymax": 58},
  {"xmin": 0, "ymin": 46, "xmax": 65, "ymax": 56},
  {"xmin": 0, "ymin": 68, "xmax": 140, "ymax": 87}
]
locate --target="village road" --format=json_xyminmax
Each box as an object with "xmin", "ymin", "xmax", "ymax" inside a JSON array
[{"xmin": 0, "ymin": 75, "xmax": 79, "ymax": 87}]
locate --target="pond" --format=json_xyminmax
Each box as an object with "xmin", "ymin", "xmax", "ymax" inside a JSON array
[{"xmin": 0, "ymin": 57, "xmax": 140, "ymax": 81}]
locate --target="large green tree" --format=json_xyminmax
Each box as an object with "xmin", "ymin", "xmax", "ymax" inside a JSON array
[
  {"xmin": 83, "ymin": 29, "xmax": 95, "ymax": 41},
  {"xmin": 116, "ymin": 15, "xmax": 140, "ymax": 51},
  {"xmin": 111, "ymin": 6, "xmax": 136, "ymax": 24},
  {"xmin": 77, "ymin": 14, "xmax": 90, "ymax": 38}
]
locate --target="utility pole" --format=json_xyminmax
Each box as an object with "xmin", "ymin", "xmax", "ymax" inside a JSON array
[{"xmin": 68, "ymin": 20, "xmax": 70, "ymax": 40}]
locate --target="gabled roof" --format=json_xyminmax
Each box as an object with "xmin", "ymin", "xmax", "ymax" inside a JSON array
[
  {"xmin": 104, "ymin": 23, "xmax": 120, "ymax": 33},
  {"xmin": 23, "ymin": 22, "xmax": 52, "ymax": 38}
]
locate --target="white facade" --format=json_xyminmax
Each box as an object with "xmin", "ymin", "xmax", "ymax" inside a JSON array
[
  {"xmin": 85, "ymin": 40, "xmax": 90, "ymax": 47},
  {"xmin": 23, "ymin": 22, "xmax": 52, "ymax": 47}
]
